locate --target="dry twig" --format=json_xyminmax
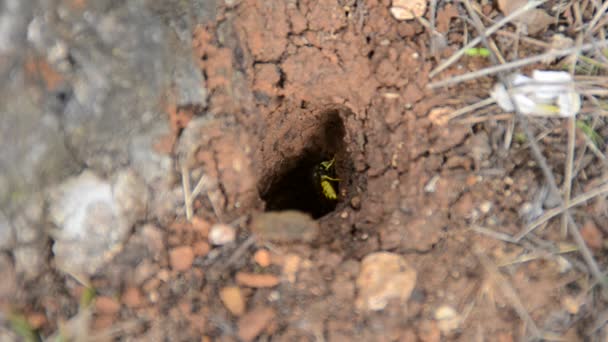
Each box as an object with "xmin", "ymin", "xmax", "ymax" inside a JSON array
[
  {"xmin": 429, "ymin": 0, "xmax": 548, "ymax": 78},
  {"xmin": 428, "ymin": 40, "xmax": 608, "ymax": 88},
  {"xmin": 460, "ymin": 0, "xmax": 607, "ymax": 295}
]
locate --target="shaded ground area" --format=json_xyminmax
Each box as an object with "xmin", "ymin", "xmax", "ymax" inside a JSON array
[{"xmin": 2, "ymin": 0, "xmax": 608, "ymax": 341}]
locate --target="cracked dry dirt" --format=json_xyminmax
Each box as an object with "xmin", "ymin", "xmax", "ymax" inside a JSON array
[{"xmin": 159, "ymin": 1, "xmax": 569, "ymax": 339}]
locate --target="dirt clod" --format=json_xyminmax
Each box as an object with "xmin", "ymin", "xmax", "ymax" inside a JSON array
[
  {"xmin": 193, "ymin": 241, "xmax": 211, "ymax": 257},
  {"xmin": 169, "ymin": 246, "xmax": 194, "ymax": 272},
  {"xmin": 250, "ymin": 211, "xmax": 319, "ymax": 243},
  {"xmin": 581, "ymin": 220, "xmax": 603, "ymax": 250},
  {"xmin": 237, "ymin": 306, "xmax": 276, "ymax": 342},
  {"xmin": 121, "ymin": 287, "xmax": 143, "ymax": 309},
  {"xmin": 220, "ymin": 286, "xmax": 246, "ymax": 316},
  {"xmin": 95, "ymin": 296, "xmax": 121, "ymax": 315},
  {"xmin": 355, "ymin": 252, "xmax": 417, "ymax": 311},
  {"xmin": 235, "ymin": 272, "xmax": 280, "ymax": 288}
]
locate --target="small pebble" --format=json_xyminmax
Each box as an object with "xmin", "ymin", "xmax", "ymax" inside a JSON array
[
  {"xmin": 479, "ymin": 201, "xmax": 492, "ymax": 214},
  {"xmin": 253, "ymin": 249, "xmax": 271, "ymax": 267},
  {"xmin": 208, "ymin": 223, "xmax": 236, "ymax": 245},
  {"xmin": 350, "ymin": 196, "xmax": 361, "ymax": 209},
  {"xmin": 122, "ymin": 287, "xmax": 144, "ymax": 309},
  {"xmin": 236, "ymin": 272, "xmax": 280, "ymax": 288},
  {"xmin": 562, "ymin": 295, "xmax": 582, "ymax": 314},
  {"xmin": 356, "ymin": 252, "xmax": 417, "ymax": 311},
  {"xmin": 434, "ymin": 305, "xmax": 461, "ymax": 333},
  {"xmin": 169, "ymin": 246, "xmax": 194, "ymax": 271},
  {"xmin": 191, "ymin": 216, "xmax": 211, "ymax": 238},
  {"xmin": 27, "ymin": 313, "xmax": 47, "ymax": 329},
  {"xmin": 193, "ymin": 241, "xmax": 211, "ymax": 257},
  {"xmin": 238, "ymin": 307, "xmax": 276, "ymax": 342},
  {"xmin": 95, "ymin": 296, "xmax": 121, "ymax": 315},
  {"xmin": 390, "ymin": 0, "xmax": 427, "ymax": 20},
  {"xmin": 220, "ymin": 286, "xmax": 246, "ymax": 316}
]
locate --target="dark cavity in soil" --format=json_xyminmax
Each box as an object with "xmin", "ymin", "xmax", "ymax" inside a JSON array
[{"xmin": 260, "ymin": 109, "xmax": 349, "ymax": 219}]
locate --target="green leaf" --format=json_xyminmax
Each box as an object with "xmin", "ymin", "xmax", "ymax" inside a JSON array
[
  {"xmin": 576, "ymin": 119, "xmax": 603, "ymax": 147},
  {"xmin": 464, "ymin": 47, "xmax": 491, "ymax": 58},
  {"xmin": 80, "ymin": 286, "xmax": 96, "ymax": 309},
  {"xmin": 514, "ymin": 132, "xmax": 527, "ymax": 144}
]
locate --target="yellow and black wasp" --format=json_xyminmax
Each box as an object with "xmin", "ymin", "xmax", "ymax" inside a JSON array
[{"xmin": 312, "ymin": 156, "xmax": 340, "ymax": 201}]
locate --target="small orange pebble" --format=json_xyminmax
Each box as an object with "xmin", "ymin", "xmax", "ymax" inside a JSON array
[
  {"xmin": 235, "ymin": 272, "xmax": 280, "ymax": 288},
  {"xmin": 95, "ymin": 296, "xmax": 120, "ymax": 315},
  {"xmin": 465, "ymin": 174, "xmax": 479, "ymax": 186},
  {"xmin": 27, "ymin": 312, "xmax": 47, "ymax": 329},
  {"xmin": 220, "ymin": 286, "xmax": 246, "ymax": 316},
  {"xmin": 169, "ymin": 246, "xmax": 195, "ymax": 272},
  {"xmin": 191, "ymin": 216, "xmax": 211, "ymax": 238},
  {"xmin": 253, "ymin": 249, "xmax": 271, "ymax": 267},
  {"xmin": 193, "ymin": 241, "xmax": 211, "ymax": 257},
  {"xmin": 24, "ymin": 56, "xmax": 64, "ymax": 91},
  {"xmin": 121, "ymin": 287, "xmax": 144, "ymax": 309}
]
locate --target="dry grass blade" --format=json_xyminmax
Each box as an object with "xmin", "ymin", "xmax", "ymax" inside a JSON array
[
  {"xmin": 562, "ymin": 116, "xmax": 576, "ymax": 237},
  {"xmin": 515, "ymin": 181, "xmax": 608, "ymax": 241},
  {"xmin": 460, "ymin": 0, "xmax": 607, "ymax": 294},
  {"xmin": 191, "ymin": 174, "xmax": 211, "ymax": 200},
  {"xmin": 429, "ymin": 0, "xmax": 548, "ymax": 78},
  {"xmin": 561, "ymin": 34, "xmax": 584, "ymax": 238},
  {"xmin": 470, "ymin": 225, "xmax": 517, "ymax": 243},
  {"xmin": 519, "ymin": 117, "xmax": 606, "ymax": 290},
  {"xmin": 584, "ymin": 0, "xmax": 608, "ymax": 37},
  {"xmin": 474, "ymin": 247, "xmax": 542, "ymax": 338},
  {"xmin": 181, "ymin": 162, "xmax": 193, "ymax": 220},
  {"xmin": 442, "ymin": 97, "xmax": 495, "ymax": 124},
  {"xmin": 428, "ymin": 40, "xmax": 608, "ymax": 89}
]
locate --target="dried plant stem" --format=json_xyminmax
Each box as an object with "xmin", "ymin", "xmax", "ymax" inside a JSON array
[
  {"xmin": 181, "ymin": 162, "xmax": 193, "ymax": 220},
  {"xmin": 429, "ymin": 0, "xmax": 548, "ymax": 78},
  {"xmin": 474, "ymin": 247, "xmax": 542, "ymax": 338},
  {"xmin": 428, "ymin": 40, "xmax": 608, "ymax": 89}
]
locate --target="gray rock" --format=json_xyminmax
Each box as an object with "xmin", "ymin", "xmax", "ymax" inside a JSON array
[
  {"xmin": 113, "ymin": 169, "xmax": 149, "ymax": 224},
  {"xmin": 58, "ymin": 2, "xmax": 171, "ymax": 174},
  {"xmin": 0, "ymin": 211, "xmax": 15, "ymax": 250},
  {"xmin": 0, "ymin": 253, "xmax": 16, "ymax": 300},
  {"xmin": 49, "ymin": 169, "xmax": 147, "ymax": 276},
  {"xmin": 13, "ymin": 195, "xmax": 44, "ymax": 244},
  {"xmin": 0, "ymin": 0, "xmax": 32, "ymax": 55},
  {"xmin": 13, "ymin": 245, "xmax": 44, "ymax": 280},
  {"xmin": 128, "ymin": 123, "xmax": 173, "ymax": 187},
  {"xmin": 0, "ymin": 77, "xmax": 80, "ymax": 214},
  {"xmin": 173, "ymin": 53, "xmax": 208, "ymax": 107}
]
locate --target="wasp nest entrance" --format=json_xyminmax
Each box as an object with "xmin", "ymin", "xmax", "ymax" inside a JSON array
[{"xmin": 258, "ymin": 106, "xmax": 351, "ymax": 219}]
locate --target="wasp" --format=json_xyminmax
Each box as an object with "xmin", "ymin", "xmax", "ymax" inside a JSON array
[{"xmin": 312, "ymin": 157, "xmax": 340, "ymax": 201}]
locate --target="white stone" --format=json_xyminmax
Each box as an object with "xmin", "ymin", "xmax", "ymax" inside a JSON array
[
  {"xmin": 356, "ymin": 252, "xmax": 417, "ymax": 311},
  {"xmin": 49, "ymin": 169, "xmax": 147, "ymax": 276},
  {"xmin": 209, "ymin": 223, "xmax": 236, "ymax": 246},
  {"xmin": 390, "ymin": 0, "xmax": 427, "ymax": 20}
]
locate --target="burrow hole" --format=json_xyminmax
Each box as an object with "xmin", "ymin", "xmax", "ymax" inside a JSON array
[{"xmin": 259, "ymin": 107, "xmax": 353, "ymax": 219}]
